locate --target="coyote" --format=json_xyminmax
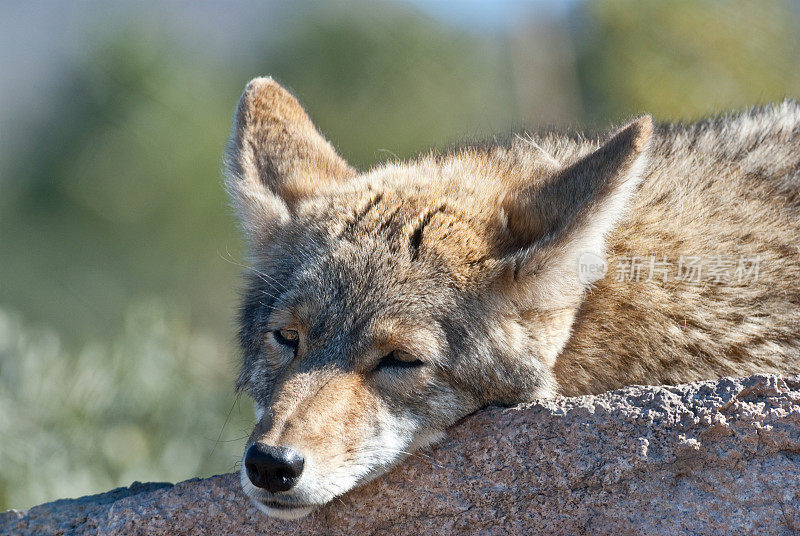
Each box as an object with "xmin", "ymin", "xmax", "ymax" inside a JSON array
[{"xmin": 225, "ymin": 77, "xmax": 800, "ymax": 519}]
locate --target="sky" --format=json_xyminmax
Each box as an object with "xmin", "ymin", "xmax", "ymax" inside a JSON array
[{"xmin": 401, "ymin": 0, "xmax": 580, "ymax": 30}]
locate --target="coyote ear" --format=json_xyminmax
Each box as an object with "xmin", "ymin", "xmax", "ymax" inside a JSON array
[
  {"xmin": 224, "ymin": 77, "xmax": 356, "ymax": 245},
  {"xmin": 502, "ymin": 116, "xmax": 653, "ymax": 308}
]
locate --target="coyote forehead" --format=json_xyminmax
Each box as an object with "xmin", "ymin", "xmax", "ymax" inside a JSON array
[
  {"xmin": 225, "ymin": 77, "xmax": 800, "ymax": 519},
  {"xmin": 299, "ymin": 180, "xmax": 508, "ymax": 280}
]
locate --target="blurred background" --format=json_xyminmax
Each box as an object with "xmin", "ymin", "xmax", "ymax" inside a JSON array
[{"xmin": 2, "ymin": 0, "xmax": 800, "ymax": 511}]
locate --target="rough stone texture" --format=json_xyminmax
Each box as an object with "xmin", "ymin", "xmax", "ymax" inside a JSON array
[{"xmin": 4, "ymin": 374, "xmax": 800, "ymax": 535}]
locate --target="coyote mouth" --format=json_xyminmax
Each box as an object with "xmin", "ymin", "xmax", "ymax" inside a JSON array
[
  {"xmin": 259, "ymin": 498, "xmax": 316, "ymax": 510},
  {"xmin": 246, "ymin": 486, "xmax": 318, "ymax": 510},
  {"xmin": 240, "ymin": 466, "xmax": 320, "ymax": 519},
  {"xmin": 246, "ymin": 493, "xmax": 319, "ymax": 519}
]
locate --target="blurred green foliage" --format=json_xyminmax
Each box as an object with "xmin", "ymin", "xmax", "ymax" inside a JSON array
[
  {"xmin": 1, "ymin": 0, "xmax": 799, "ymax": 511},
  {"xmin": 0, "ymin": 302, "xmax": 239, "ymax": 509},
  {"xmin": 0, "ymin": 31, "xmax": 241, "ymax": 339},
  {"xmin": 263, "ymin": 9, "xmax": 519, "ymax": 168},
  {"xmin": 576, "ymin": 0, "xmax": 800, "ymax": 122}
]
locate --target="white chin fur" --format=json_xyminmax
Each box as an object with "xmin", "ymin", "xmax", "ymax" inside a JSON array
[{"xmin": 257, "ymin": 503, "xmax": 315, "ymax": 520}]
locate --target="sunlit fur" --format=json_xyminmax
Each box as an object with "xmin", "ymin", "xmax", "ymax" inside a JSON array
[{"xmin": 225, "ymin": 77, "xmax": 800, "ymax": 517}]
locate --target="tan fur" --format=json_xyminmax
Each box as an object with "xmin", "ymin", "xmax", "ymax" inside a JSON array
[
  {"xmin": 226, "ymin": 78, "xmax": 800, "ymax": 516},
  {"xmin": 250, "ymin": 371, "xmax": 378, "ymax": 463}
]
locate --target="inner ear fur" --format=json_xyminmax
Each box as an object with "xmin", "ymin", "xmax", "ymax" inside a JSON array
[
  {"xmin": 501, "ymin": 116, "xmax": 654, "ymax": 308},
  {"xmin": 225, "ymin": 77, "xmax": 356, "ymax": 244}
]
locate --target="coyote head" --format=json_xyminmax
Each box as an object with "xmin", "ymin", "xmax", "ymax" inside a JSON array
[{"xmin": 225, "ymin": 78, "xmax": 652, "ymax": 519}]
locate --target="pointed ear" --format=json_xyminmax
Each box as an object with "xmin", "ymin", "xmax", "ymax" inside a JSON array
[
  {"xmin": 224, "ymin": 77, "xmax": 356, "ymax": 244},
  {"xmin": 501, "ymin": 116, "xmax": 653, "ymax": 309}
]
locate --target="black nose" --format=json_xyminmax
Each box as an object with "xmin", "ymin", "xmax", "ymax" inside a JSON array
[{"xmin": 244, "ymin": 443, "xmax": 305, "ymax": 493}]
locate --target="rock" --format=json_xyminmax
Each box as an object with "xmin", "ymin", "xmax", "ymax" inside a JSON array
[{"xmin": 3, "ymin": 374, "xmax": 800, "ymax": 535}]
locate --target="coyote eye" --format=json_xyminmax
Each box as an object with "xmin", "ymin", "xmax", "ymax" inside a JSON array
[
  {"xmin": 273, "ymin": 328, "xmax": 299, "ymax": 351},
  {"xmin": 375, "ymin": 350, "xmax": 424, "ymax": 371}
]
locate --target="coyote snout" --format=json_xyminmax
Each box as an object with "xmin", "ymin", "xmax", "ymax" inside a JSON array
[
  {"xmin": 240, "ymin": 371, "xmax": 375, "ymax": 518},
  {"xmin": 239, "ymin": 366, "xmax": 445, "ymax": 519},
  {"xmin": 225, "ymin": 77, "xmax": 800, "ymax": 517}
]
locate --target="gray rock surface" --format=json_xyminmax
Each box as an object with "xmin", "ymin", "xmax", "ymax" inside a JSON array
[{"xmin": 3, "ymin": 374, "xmax": 800, "ymax": 535}]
